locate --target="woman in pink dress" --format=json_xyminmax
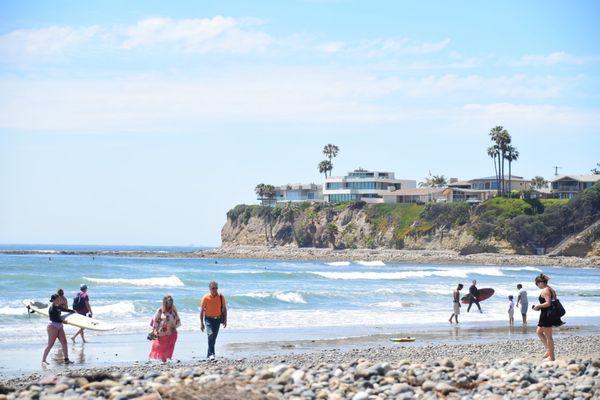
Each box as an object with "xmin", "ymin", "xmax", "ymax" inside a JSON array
[{"xmin": 149, "ymin": 295, "xmax": 181, "ymax": 362}]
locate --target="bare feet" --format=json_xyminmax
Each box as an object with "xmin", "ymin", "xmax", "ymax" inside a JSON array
[{"xmin": 71, "ymin": 336, "xmax": 76, "ymax": 343}]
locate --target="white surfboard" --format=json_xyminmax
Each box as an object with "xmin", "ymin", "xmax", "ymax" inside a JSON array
[{"xmin": 23, "ymin": 300, "xmax": 115, "ymax": 331}]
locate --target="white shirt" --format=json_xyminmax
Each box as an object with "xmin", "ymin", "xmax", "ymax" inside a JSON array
[{"xmin": 518, "ymin": 288, "xmax": 528, "ymax": 306}]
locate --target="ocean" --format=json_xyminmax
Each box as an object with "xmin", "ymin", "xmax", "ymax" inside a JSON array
[{"xmin": 1, "ymin": 247, "xmax": 599, "ymax": 375}]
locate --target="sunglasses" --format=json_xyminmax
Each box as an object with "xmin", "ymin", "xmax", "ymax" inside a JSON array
[{"xmin": 210, "ymin": 287, "xmax": 218, "ymax": 290}]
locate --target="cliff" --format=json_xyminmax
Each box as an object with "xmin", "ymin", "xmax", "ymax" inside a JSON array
[{"xmin": 222, "ymin": 183, "xmax": 600, "ymax": 256}]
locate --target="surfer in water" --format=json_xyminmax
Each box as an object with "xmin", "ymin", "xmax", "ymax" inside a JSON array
[
  {"xmin": 42, "ymin": 294, "xmax": 74, "ymax": 366},
  {"xmin": 449, "ymin": 283, "xmax": 463, "ymax": 324},
  {"xmin": 467, "ymin": 280, "xmax": 483, "ymax": 313},
  {"xmin": 71, "ymin": 284, "xmax": 93, "ymax": 343}
]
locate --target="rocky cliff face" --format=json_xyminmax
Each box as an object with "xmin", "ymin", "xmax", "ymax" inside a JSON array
[{"xmin": 222, "ymin": 187, "xmax": 600, "ymax": 256}]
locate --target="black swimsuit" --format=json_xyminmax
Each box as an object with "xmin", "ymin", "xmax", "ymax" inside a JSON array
[{"xmin": 537, "ymin": 293, "xmax": 564, "ymax": 328}]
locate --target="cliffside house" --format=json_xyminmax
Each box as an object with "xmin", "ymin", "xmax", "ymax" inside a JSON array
[
  {"xmin": 468, "ymin": 175, "xmax": 531, "ymax": 192},
  {"xmin": 550, "ymin": 175, "xmax": 600, "ymax": 198},
  {"xmin": 324, "ymin": 170, "xmax": 416, "ymax": 203},
  {"xmin": 260, "ymin": 183, "xmax": 323, "ymax": 205},
  {"xmin": 382, "ymin": 187, "xmax": 490, "ymax": 204}
]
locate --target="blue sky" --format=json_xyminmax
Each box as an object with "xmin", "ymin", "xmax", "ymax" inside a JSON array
[{"xmin": 1, "ymin": 1, "xmax": 599, "ymax": 246}]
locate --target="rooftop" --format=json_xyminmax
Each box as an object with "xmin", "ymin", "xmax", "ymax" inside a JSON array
[{"xmin": 550, "ymin": 174, "xmax": 600, "ymax": 183}]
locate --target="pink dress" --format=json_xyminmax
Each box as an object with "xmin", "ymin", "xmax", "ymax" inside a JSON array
[{"xmin": 149, "ymin": 308, "xmax": 181, "ymax": 362}]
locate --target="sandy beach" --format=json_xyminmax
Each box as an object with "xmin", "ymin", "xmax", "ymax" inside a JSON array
[
  {"xmin": 2, "ymin": 246, "xmax": 599, "ymax": 268},
  {"xmin": 1, "ymin": 334, "xmax": 598, "ymax": 399}
]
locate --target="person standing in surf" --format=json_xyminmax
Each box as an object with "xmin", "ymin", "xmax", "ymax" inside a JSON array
[
  {"xmin": 42, "ymin": 294, "xmax": 74, "ymax": 365},
  {"xmin": 200, "ymin": 281, "xmax": 227, "ymax": 361},
  {"xmin": 149, "ymin": 294, "xmax": 181, "ymax": 363},
  {"xmin": 467, "ymin": 280, "xmax": 482, "ymax": 313},
  {"xmin": 71, "ymin": 284, "xmax": 93, "ymax": 343},
  {"xmin": 533, "ymin": 273, "xmax": 563, "ymax": 361},
  {"xmin": 449, "ymin": 283, "xmax": 463, "ymax": 324},
  {"xmin": 508, "ymin": 295, "xmax": 515, "ymax": 325},
  {"xmin": 516, "ymin": 283, "xmax": 528, "ymax": 324}
]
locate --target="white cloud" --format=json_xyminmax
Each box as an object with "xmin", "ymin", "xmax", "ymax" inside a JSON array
[
  {"xmin": 0, "ymin": 71, "xmax": 596, "ymax": 133},
  {"xmin": 316, "ymin": 41, "xmax": 345, "ymax": 53},
  {"xmin": 350, "ymin": 38, "xmax": 451, "ymax": 57},
  {"xmin": 517, "ymin": 51, "xmax": 585, "ymax": 66},
  {"xmin": 120, "ymin": 16, "xmax": 272, "ymax": 53},
  {"xmin": 0, "ymin": 25, "xmax": 103, "ymax": 57}
]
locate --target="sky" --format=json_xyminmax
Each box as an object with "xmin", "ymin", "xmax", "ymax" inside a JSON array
[{"xmin": 1, "ymin": 0, "xmax": 599, "ymax": 246}]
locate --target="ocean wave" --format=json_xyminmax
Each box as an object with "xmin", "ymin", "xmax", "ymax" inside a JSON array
[
  {"xmin": 83, "ymin": 275, "xmax": 184, "ymax": 287},
  {"xmin": 355, "ymin": 261, "xmax": 386, "ymax": 266},
  {"xmin": 0, "ymin": 306, "xmax": 27, "ymax": 316},
  {"xmin": 370, "ymin": 301, "xmax": 416, "ymax": 309},
  {"xmin": 326, "ymin": 261, "xmax": 351, "ymax": 266},
  {"xmin": 238, "ymin": 291, "xmax": 307, "ymax": 304},
  {"xmin": 93, "ymin": 301, "xmax": 136, "ymax": 316},
  {"xmin": 503, "ymin": 267, "xmax": 543, "ymax": 272},
  {"xmin": 312, "ymin": 267, "xmax": 503, "ymax": 280}
]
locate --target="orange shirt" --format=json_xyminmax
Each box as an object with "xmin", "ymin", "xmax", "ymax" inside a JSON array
[{"xmin": 201, "ymin": 293, "xmax": 226, "ymax": 317}]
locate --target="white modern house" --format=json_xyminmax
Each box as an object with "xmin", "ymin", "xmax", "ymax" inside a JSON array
[
  {"xmin": 324, "ymin": 169, "xmax": 416, "ymax": 203},
  {"xmin": 260, "ymin": 183, "xmax": 323, "ymax": 205}
]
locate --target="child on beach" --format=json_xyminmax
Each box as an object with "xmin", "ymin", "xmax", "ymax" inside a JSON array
[{"xmin": 508, "ymin": 295, "xmax": 515, "ymax": 325}]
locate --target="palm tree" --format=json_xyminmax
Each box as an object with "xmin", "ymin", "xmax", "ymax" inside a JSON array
[
  {"xmin": 322, "ymin": 144, "xmax": 339, "ymax": 176},
  {"xmin": 431, "ymin": 175, "xmax": 447, "ymax": 188},
  {"xmin": 592, "ymin": 163, "xmax": 600, "ymax": 175},
  {"xmin": 531, "ymin": 176, "xmax": 548, "ymax": 190},
  {"xmin": 263, "ymin": 184, "xmax": 276, "ymax": 203},
  {"xmin": 318, "ymin": 160, "xmax": 333, "ymax": 178},
  {"xmin": 487, "ymin": 145, "xmax": 499, "ymax": 193},
  {"xmin": 255, "ymin": 183, "xmax": 266, "ymax": 202},
  {"xmin": 505, "ymin": 145, "xmax": 519, "ymax": 195},
  {"xmin": 489, "ymin": 126, "xmax": 511, "ymax": 196}
]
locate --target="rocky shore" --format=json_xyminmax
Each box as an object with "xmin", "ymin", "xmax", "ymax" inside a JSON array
[
  {"xmin": 2, "ymin": 335, "xmax": 598, "ymax": 399},
  {"xmin": 2, "ymin": 246, "xmax": 599, "ymax": 268}
]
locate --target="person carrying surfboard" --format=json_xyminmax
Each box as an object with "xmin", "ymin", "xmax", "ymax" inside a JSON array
[
  {"xmin": 42, "ymin": 294, "xmax": 74, "ymax": 366},
  {"xmin": 449, "ymin": 283, "xmax": 464, "ymax": 324},
  {"xmin": 71, "ymin": 284, "xmax": 93, "ymax": 343},
  {"xmin": 200, "ymin": 281, "xmax": 228, "ymax": 361},
  {"xmin": 467, "ymin": 280, "xmax": 483, "ymax": 313}
]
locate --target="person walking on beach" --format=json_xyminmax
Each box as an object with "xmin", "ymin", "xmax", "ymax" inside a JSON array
[
  {"xmin": 467, "ymin": 280, "xmax": 482, "ymax": 313},
  {"xmin": 533, "ymin": 273, "xmax": 563, "ymax": 361},
  {"xmin": 200, "ymin": 281, "xmax": 227, "ymax": 361},
  {"xmin": 42, "ymin": 294, "xmax": 74, "ymax": 365},
  {"xmin": 449, "ymin": 283, "xmax": 463, "ymax": 324},
  {"xmin": 57, "ymin": 289, "xmax": 68, "ymax": 308},
  {"xmin": 516, "ymin": 283, "xmax": 528, "ymax": 324},
  {"xmin": 508, "ymin": 295, "xmax": 515, "ymax": 325},
  {"xmin": 149, "ymin": 295, "xmax": 181, "ymax": 363},
  {"xmin": 71, "ymin": 284, "xmax": 93, "ymax": 343}
]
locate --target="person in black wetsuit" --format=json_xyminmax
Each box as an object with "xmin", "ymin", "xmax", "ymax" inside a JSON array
[
  {"xmin": 42, "ymin": 294, "xmax": 74, "ymax": 365},
  {"xmin": 467, "ymin": 280, "xmax": 482, "ymax": 313},
  {"xmin": 533, "ymin": 273, "xmax": 563, "ymax": 361}
]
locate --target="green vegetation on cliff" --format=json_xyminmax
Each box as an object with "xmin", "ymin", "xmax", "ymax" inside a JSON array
[{"xmin": 223, "ymin": 183, "xmax": 600, "ymax": 255}]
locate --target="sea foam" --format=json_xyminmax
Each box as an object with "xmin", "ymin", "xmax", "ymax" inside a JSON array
[
  {"xmin": 326, "ymin": 261, "xmax": 351, "ymax": 266},
  {"xmin": 355, "ymin": 260, "xmax": 386, "ymax": 266},
  {"xmin": 83, "ymin": 275, "xmax": 184, "ymax": 287}
]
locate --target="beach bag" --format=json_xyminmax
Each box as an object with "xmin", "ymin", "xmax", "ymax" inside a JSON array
[
  {"xmin": 548, "ymin": 298, "xmax": 566, "ymax": 320},
  {"xmin": 147, "ymin": 309, "xmax": 162, "ymax": 340}
]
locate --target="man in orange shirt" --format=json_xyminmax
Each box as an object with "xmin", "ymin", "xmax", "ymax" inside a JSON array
[{"xmin": 200, "ymin": 281, "xmax": 227, "ymax": 361}]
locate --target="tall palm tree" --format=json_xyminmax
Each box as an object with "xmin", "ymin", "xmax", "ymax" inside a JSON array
[
  {"xmin": 489, "ymin": 126, "xmax": 511, "ymax": 196},
  {"xmin": 505, "ymin": 145, "xmax": 519, "ymax": 195},
  {"xmin": 322, "ymin": 144, "xmax": 339, "ymax": 176},
  {"xmin": 318, "ymin": 160, "xmax": 333, "ymax": 178},
  {"xmin": 487, "ymin": 145, "xmax": 499, "ymax": 193}
]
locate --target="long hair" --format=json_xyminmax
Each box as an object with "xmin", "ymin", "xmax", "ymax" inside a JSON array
[{"xmin": 161, "ymin": 294, "xmax": 177, "ymax": 313}]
